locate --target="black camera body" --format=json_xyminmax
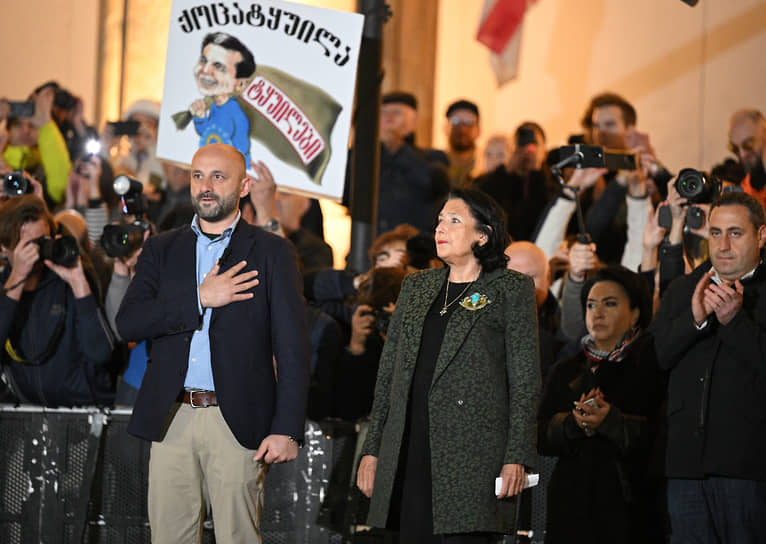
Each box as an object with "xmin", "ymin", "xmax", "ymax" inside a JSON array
[
  {"xmin": 675, "ymin": 168, "xmax": 722, "ymax": 204},
  {"xmin": 372, "ymin": 308, "xmax": 392, "ymax": 335},
  {"xmin": 103, "ymin": 176, "xmax": 150, "ymax": 258},
  {"xmin": 101, "ymin": 221, "xmax": 149, "ymax": 258},
  {"xmin": 33, "ymin": 235, "xmax": 79, "ymax": 268},
  {"xmin": 3, "ymin": 171, "xmax": 32, "ymax": 197},
  {"xmin": 114, "ymin": 175, "xmax": 148, "ymax": 216},
  {"xmin": 658, "ymin": 169, "xmax": 724, "ymax": 231}
]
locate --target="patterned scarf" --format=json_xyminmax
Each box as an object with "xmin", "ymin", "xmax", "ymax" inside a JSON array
[{"xmin": 581, "ymin": 328, "xmax": 641, "ymax": 372}]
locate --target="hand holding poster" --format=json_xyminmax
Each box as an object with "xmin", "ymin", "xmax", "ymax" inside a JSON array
[{"xmin": 157, "ymin": 0, "xmax": 364, "ymax": 201}]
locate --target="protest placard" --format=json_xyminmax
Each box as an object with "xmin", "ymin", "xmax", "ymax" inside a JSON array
[{"xmin": 157, "ymin": 0, "xmax": 363, "ymax": 201}]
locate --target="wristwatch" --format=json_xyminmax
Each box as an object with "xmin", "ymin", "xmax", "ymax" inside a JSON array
[{"xmin": 288, "ymin": 435, "xmax": 304, "ymax": 448}]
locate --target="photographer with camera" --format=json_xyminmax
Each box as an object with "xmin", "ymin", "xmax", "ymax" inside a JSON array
[
  {"xmin": 475, "ymin": 122, "xmax": 557, "ymax": 242},
  {"xmin": 64, "ymin": 152, "xmax": 122, "ymax": 245},
  {"xmin": 535, "ymin": 93, "xmax": 664, "ymax": 267},
  {"xmin": 0, "ymin": 195, "xmax": 115, "ymax": 406},
  {"xmin": 103, "ymin": 99, "xmax": 165, "ymax": 194},
  {"xmin": 0, "ymin": 83, "xmax": 72, "ymax": 206},
  {"xmin": 334, "ymin": 267, "xmax": 407, "ymax": 421}
]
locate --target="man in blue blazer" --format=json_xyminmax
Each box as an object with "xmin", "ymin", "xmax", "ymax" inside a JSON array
[{"xmin": 116, "ymin": 143, "xmax": 309, "ymax": 543}]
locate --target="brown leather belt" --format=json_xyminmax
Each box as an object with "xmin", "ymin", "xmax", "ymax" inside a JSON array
[{"xmin": 180, "ymin": 390, "xmax": 218, "ymax": 408}]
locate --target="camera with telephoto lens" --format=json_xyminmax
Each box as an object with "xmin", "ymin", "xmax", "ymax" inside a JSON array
[
  {"xmin": 675, "ymin": 168, "xmax": 722, "ymax": 204},
  {"xmin": 659, "ymin": 168, "xmax": 725, "ymax": 230},
  {"xmin": 100, "ymin": 175, "xmax": 150, "ymax": 258},
  {"xmin": 33, "ymin": 235, "xmax": 80, "ymax": 268},
  {"xmin": 101, "ymin": 223, "xmax": 147, "ymax": 258},
  {"xmin": 3, "ymin": 171, "xmax": 32, "ymax": 197}
]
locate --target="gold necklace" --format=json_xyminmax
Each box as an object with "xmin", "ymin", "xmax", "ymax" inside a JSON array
[{"xmin": 440, "ymin": 280, "xmax": 474, "ymax": 316}]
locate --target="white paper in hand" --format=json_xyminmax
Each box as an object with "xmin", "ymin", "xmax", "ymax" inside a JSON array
[{"xmin": 495, "ymin": 473, "xmax": 540, "ymax": 496}]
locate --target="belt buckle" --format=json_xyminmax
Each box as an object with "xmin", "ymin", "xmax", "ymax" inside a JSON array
[{"xmin": 189, "ymin": 390, "xmax": 206, "ymax": 408}]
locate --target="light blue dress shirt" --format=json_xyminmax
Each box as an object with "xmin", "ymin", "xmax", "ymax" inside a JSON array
[{"xmin": 184, "ymin": 212, "xmax": 241, "ymax": 391}]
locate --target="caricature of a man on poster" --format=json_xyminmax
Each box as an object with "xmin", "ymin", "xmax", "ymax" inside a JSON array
[
  {"xmin": 190, "ymin": 32, "xmax": 255, "ymax": 164},
  {"xmin": 158, "ymin": 0, "xmax": 363, "ymax": 201}
]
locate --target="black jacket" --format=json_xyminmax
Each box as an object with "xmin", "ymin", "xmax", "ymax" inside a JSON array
[
  {"xmin": 538, "ymin": 334, "xmax": 665, "ymax": 543},
  {"xmin": 475, "ymin": 167, "xmax": 555, "ymax": 242},
  {"xmin": 116, "ymin": 221, "xmax": 310, "ymax": 449},
  {"xmin": 651, "ymin": 260, "xmax": 766, "ymax": 480},
  {"xmin": 0, "ymin": 268, "xmax": 115, "ymax": 406}
]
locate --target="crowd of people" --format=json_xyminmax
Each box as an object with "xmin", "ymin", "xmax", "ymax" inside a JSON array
[{"xmin": 1, "ymin": 79, "xmax": 766, "ymax": 543}]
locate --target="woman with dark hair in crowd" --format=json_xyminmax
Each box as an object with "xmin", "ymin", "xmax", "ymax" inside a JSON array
[
  {"xmin": 538, "ymin": 265, "xmax": 665, "ymax": 543},
  {"xmin": 356, "ymin": 188, "xmax": 540, "ymax": 542}
]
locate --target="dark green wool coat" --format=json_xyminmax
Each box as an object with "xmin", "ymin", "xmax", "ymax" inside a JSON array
[{"xmin": 361, "ymin": 266, "xmax": 541, "ymax": 535}]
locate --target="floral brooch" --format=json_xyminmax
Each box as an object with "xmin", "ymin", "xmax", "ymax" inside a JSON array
[{"xmin": 460, "ymin": 292, "xmax": 491, "ymax": 311}]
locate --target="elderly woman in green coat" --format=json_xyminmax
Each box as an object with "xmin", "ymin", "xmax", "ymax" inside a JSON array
[{"xmin": 356, "ymin": 189, "xmax": 541, "ymax": 543}]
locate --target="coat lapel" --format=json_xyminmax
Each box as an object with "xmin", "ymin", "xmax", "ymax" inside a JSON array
[
  {"xmin": 430, "ymin": 267, "xmax": 504, "ymax": 388},
  {"xmin": 176, "ymin": 227, "xmax": 198, "ymax": 289},
  {"xmin": 210, "ymin": 222, "xmax": 258, "ymax": 326}
]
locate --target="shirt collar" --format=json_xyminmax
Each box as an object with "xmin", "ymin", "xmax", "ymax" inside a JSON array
[
  {"xmin": 190, "ymin": 211, "xmax": 241, "ymax": 241},
  {"xmin": 710, "ymin": 259, "xmax": 761, "ymax": 285}
]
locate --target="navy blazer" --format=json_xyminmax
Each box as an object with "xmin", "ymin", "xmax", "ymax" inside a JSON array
[{"xmin": 115, "ymin": 221, "xmax": 310, "ymax": 449}]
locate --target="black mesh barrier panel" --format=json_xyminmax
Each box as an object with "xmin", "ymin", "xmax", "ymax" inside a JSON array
[
  {"xmin": 528, "ymin": 455, "xmax": 556, "ymax": 544},
  {"xmin": 261, "ymin": 420, "xmax": 347, "ymax": 543},
  {"xmin": 0, "ymin": 406, "xmax": 104, "ymax": 544},
  {"xmin": 0, "ymin": 408, "xmax": 552, "ymax": 543},
  {"xmin": 85, "ymin": 409, "xmax": 151, "ymax": 544}
]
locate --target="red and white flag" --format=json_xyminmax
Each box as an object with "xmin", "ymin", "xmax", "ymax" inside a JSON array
[{"xmin": 476, "ymin": 0, "xmax": 538, "ymax": 86}]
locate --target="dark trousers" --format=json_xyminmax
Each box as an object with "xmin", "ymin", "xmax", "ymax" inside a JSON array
[{"xmin": 667, "ymin": 477, "xmax": 766, "ymax": 544}]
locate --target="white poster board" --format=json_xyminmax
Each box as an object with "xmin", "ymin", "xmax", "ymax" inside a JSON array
[{"xmin": 156, "ymin": 0, "xmax": 364, "ymax": 201}]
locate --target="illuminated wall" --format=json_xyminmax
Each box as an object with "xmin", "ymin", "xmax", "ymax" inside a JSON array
[
  {"xmin": 3, "ymin": 0, "xmax": 766, "ymax": 266},
  {"xmin": 434, "ymin": 0, "xmax": 766, "ymax": 173}
]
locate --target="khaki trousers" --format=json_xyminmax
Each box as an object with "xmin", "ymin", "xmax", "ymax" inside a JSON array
[{"xmin": 148, "ymin": 403, "xmax": 268, "ymax": 544}]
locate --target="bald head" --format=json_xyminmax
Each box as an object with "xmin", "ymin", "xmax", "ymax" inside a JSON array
[
  {"xmin": 729, "ymin": 109, "xmax": 766, "ymax": 172},
  {"xmin": 505, "ymin": 241, "xmax": 550, "ymax": 307},
  {"xmin": 192, "ymin": 143, "xmax": 247, "ymax": 179}
]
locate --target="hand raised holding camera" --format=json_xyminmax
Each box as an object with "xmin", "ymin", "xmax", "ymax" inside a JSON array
[
  {"xmin": 45, "ymin": 255, "xmax": 90, "ymax": 299},
  {"xmin": 568, "ymin": 242, "xmax": 599, "ymax": 282},
  {"xmin": 31, "ymin": 86, "xmax": 54, "ymax": 129},
  {"xmin": 349, "ymin": 304, "xmax": 375, "ymax": 355},
  {"xmin": 3, "ymin": 238, "xmax": 40, "ymax": 299},
  {"xmin": 566, "ymin": 167, "xmax": 607, "ymax": 192}
]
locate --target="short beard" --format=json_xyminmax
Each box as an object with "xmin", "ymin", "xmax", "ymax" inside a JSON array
[
  {"xmin": 450, "ymin": 137, "xmax": 475, "ymax": 153},
  {"xmin": 192, "ymin": 191, "xmax": 239, "ymax": 223}
]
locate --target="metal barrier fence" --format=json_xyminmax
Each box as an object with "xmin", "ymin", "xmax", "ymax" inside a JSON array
[{"xmin": 0, "ymin": 405, "xmax": 552, "ymax": 543}]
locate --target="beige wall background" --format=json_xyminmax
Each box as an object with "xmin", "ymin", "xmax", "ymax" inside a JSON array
[
  {"xmin": 434, "ymin": 0, "xmax": 766, "ymax": 173},
  {"xmin": 1, "ymin": 0, "xmax": 102, "ymax": 120},
  {"xmin": 2, "ymin": 0, "xmax": 766, "ymax": 265}
]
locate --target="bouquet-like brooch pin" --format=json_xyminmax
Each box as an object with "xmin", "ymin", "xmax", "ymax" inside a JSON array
[{"xmin": 460, "ymin": 292, "xmax": 491, "ymax": 311}]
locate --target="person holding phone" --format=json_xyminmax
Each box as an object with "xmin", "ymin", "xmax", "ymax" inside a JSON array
[
  {"xmin": 538, "ymin": 266, "xmax": 665, "ymax": 543},
  {"xmin": 0, "ymin": 85, "xmax": 72, "ymax": 205},
  {"xmin": 105, "ymin": 99, "xmax": 166, "ymax": 194}
]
